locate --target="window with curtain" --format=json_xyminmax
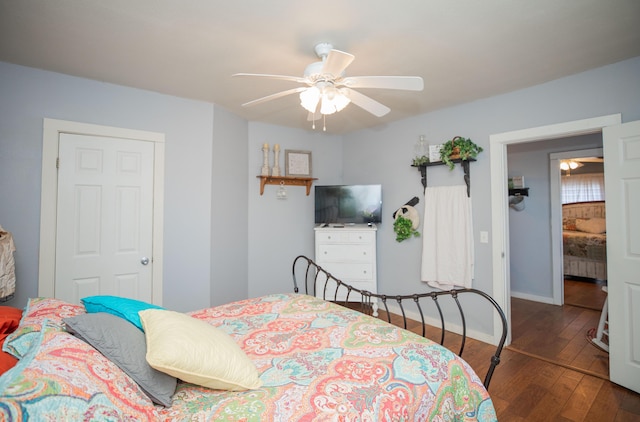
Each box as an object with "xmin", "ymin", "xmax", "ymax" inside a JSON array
[{"xmin": 561, "ymin": 173, "xmax": 605, "ymax": 204}]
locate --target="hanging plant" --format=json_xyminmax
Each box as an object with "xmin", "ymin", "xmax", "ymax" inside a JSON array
[
  {"xmin": 393, "ymin": 215, "xmax": 420, "ymax": 242},
  {"xmin": 439, "ymin": 136, "xmax": 483, "ymax": 170}
]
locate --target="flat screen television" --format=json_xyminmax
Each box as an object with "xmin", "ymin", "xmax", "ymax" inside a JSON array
[{"xmin": 314, "ymin": 184, "xmax": 382, "ymax": 225}]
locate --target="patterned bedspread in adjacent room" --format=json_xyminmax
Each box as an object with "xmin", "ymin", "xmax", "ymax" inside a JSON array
[
  {"xmin": 158, "ymin": 293, "xmax": 497, "ymax": 421},
  {"xmin": 563, "ymin": 230, "xmax": 607, "ymax": 261}
]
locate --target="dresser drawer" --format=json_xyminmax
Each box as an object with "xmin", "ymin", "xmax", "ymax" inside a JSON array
[
  {"xmin": 316, "ymin": 230, "xmax": 375, "ymax": 244},
  {"xmin": 317, "ymin": 243, "xmax": 373, "ymax": 262},
  {"xmin": 316, "ymin": 262, "xmax": 374, "ymax": 281}
]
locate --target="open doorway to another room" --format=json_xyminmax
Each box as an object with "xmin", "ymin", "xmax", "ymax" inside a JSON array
[
  {"xmin": 555, "ymin": 149, "xmax": 607, "ymax": 312},
  {"xmin": 505, "ymin": 133, "xmax": 610, "ymax": 377},
  {"xmin": 506, "ymin": 135, "xmax": 603, "ymax": 306}
]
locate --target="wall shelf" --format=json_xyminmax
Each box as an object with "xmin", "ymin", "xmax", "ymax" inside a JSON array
[
  {"xmin": 411, "ymin": 158, "xmax": 476, "ymax": 197},
  {"xmin": 509, "ymin": 188, "xmax": 529, "ymax": 197},
  {"xmin": 257, "ymin": 175, "xmax": 317, "ymax": 196}
]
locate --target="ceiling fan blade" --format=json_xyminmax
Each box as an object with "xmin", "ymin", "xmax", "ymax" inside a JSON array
[
  {"xmin": 341, "ymin": 76, "xmax": 424, "ymax": 91},
  {"xmin": 321, "ymin": 49, "xmax": 355, "ymax": 77},
  {"xmin": 233, "ymin": 73, "xmax": 308, "ymax": 84},
  {"xmin": 241, "ymin": 87, "xmax": 307, "ymax": 107},
  {"xmin": 344, "ymin": 88, "xmax": 390, "ymax": 117}
]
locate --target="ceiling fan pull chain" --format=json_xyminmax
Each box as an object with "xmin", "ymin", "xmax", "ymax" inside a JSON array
[{"xmin": 323, "ymin": 114, "xmax": 327, "ymax": 132}]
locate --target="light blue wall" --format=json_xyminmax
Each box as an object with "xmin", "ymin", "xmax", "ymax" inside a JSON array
[
  {"xmin": 342, "ymin": 56, "xmax": 640, "ymax": 307},
  {"xmin": 1, "ymin": 56, "xmax": 638, "ymax": 331},
  {"xmin": 246, "ymin": 122, "xmax": 343, "ymax": 298},
  {"xmin": 210, "ymin": 105, "xmax": 249, "ymax": 306},
  {"xmin": 0, "ymin": 61, "xmax": 214, "ymax": 312}
]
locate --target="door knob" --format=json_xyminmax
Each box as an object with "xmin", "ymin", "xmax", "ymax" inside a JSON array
[{"xmin": 141, "ymin": 257, "xmax": 150, "ymax": 265}]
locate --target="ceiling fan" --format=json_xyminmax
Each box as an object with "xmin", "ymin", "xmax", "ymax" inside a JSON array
[{"xmin": 233, "ymin": 43, "xmax": 424, "ymax": 129}]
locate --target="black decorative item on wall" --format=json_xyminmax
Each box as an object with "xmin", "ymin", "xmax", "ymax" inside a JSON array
[{"xmin": 392, "ymin": 197, "xmax": 421, "ymax": 242}]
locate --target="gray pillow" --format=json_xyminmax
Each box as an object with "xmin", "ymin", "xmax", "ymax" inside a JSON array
[{"xmin": 63, "ymin": 312, "xmax": 177, "ymax": 407}]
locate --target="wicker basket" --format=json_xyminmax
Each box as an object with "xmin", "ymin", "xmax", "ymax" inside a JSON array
[{"xmin": 449, "ymin": 136, "xmax": 463, "ymax": 160}]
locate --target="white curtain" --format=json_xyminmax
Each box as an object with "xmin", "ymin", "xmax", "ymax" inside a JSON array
[{"xmin": 561, "ymin": 173, "xmax": 605, "ymax": 204}]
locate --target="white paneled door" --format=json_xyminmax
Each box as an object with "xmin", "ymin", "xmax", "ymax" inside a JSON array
[
  {"xmin": 55, "ymin": 134, "xmax": 154, "ymax": 304},
  {"xmin": 604, "ymin": 120, "xmax": 640, "ymax": 394}
]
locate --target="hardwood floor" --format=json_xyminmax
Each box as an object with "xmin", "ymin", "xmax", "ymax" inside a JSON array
[
  {"xmin": 564, "ymin": 277, "xmax": 607, "ymax": 311},
  {"xmin": 356, "ymin": 280, "xmax": 640, "ymax": 421},
  {"xmin": 509, "ymin": 296, "xmax": 609, "ymax": 379}
]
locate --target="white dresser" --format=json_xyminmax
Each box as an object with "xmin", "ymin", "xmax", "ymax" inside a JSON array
[{"xmin": 314, "ymin": 224, "xmax": 378, "ymax": 315}]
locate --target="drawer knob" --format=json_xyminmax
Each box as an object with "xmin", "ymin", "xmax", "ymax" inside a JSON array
[{"xmin": 327, "ymin": 236, "xmax": 331, "ymax": 239}]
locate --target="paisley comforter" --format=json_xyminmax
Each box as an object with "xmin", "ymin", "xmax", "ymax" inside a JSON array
[
  {"xmin": 0, "ymin": 294, "xmax": 497, "ymax": 421},
  {"xmin": 161, "ymin": 293, "xmax": 496, "ymax": 421}
]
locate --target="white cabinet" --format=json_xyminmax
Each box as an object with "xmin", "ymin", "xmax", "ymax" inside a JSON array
[{"xmin": 314, "ymin": 225, "xmax": 378, "ymax": 315}]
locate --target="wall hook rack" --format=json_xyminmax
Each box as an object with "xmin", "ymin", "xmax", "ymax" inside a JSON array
[{"xmin": 411, "ymin": 158, "xmax": 475, "ymax": 197}]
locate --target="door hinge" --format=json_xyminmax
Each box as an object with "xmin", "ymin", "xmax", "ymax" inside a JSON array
[{"xmin": 56, "ymin": 157, "xmax": 60, "ymax": 169}]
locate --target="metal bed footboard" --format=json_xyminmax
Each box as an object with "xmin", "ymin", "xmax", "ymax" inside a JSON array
[{"xmin": 292, "ymin": 255, "xmax": 507, "ymax": 390}]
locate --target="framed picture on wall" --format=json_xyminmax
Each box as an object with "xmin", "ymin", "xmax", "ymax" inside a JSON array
[{"xmin": 285, "ymin": 150, "xmax": 312, "ymax": 177}]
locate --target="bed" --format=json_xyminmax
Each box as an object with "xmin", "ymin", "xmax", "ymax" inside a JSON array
[
  {"xmin": 0, "ymin": 256, "xmax": 506, "ymax": 421},
  {"xmin": 562, "ymin": 201, "xmax": 607, "ymax": 280}
]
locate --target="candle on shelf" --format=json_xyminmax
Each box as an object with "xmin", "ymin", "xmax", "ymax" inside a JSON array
[
  {"xmin": 261, "ymin": 143, "xmax": 270, "ymax": 176},
  {"xmin": 272, "ymin": 144, "xmax": 281, "ymax": 176}
]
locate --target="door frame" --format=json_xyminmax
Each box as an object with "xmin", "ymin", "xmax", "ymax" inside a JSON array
[
  {"xmin": 38, "ymin": 118, "xmax": 165, "ymax": 305},
  {"xmin": 489, "ymin": 114, "xmax": 621, "ymax": 345},
  {"xmin": 549, "ymin": 147, "xmax": 604, "ymax": 306}
]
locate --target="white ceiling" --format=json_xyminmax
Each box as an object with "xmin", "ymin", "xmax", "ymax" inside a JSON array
[{"xmin": 1, "ymin": 0, "xmax": 639, "ymax": 134}]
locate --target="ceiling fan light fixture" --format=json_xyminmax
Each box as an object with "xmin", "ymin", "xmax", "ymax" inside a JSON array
[
  {"xmin": 320, "ymin": 94, "xmax": 338, "ymax": 115},
  {"xmin": 320, "ymin": 92, "xmax": 350, "ymax": 115},
  {"xmin": 332, "ymin": 90, "xmax": 351, "ymax": 112},
  {"xmin": 300, "ymin": 87, "xmax": 320, "ymax": 112},
  {"xmin": 560, "ymin": 160, "xmax": 583, "ymax": 171}
]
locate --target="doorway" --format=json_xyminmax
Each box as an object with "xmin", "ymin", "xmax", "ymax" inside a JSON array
[
  {"xmin": 551, "ymin": 148, "xmax": 606, "ymax": 311},
  {"xmin": 492, "ymin": 116, "xmax": 619, "ymax": 379},
  {"xmin": 38, "ymin": 118, "xmax": 166, "ymax": 305},
  {"xmin": 488, "ymin": 114, "xmax": 621, "ymax": 345}
]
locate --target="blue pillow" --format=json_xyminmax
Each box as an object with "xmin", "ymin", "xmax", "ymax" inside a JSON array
[{"xmin": 81, "ymin": 296, "xmax": 163, "ymax": 331}]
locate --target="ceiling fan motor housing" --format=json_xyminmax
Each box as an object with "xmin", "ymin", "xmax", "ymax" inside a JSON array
[{"xmin": 314, "ymin": 42, "xmax": 334, "ymax": 59}]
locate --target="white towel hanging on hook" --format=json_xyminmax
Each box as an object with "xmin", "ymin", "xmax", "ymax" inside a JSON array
[{"xmin": 421, "ymin": 186, "xmax": 474, "ymax": 290}]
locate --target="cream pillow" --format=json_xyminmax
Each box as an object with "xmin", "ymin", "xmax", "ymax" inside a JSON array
[
  {"xmin": 575, "ymin": 217, "xmax": 606, "ymax": 234},
  {"xmin": 139, "ymin": 309, "xmax": 262, "ymax": 391}
]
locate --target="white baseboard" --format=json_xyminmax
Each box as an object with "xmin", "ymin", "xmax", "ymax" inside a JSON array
[{"xmin": 510, "ymin": 291, "xmax": 555, "ymax": 304}]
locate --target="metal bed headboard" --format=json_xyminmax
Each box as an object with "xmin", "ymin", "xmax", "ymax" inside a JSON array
[{"xmin": 292, "ymin": 255, "xmax": 508, "ymax": 390}]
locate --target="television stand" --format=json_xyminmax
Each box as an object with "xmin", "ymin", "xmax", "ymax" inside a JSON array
[{"xmin": 314, "ymin": 224, "xmax": 378, "ymax": 316}]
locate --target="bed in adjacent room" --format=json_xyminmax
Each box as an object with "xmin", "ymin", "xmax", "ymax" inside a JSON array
[{"xmin": 562, "ymin": 201, "xmax": 607, "ymax": 280}]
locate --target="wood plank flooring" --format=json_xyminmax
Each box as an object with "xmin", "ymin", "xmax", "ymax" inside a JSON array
[
  {"xmin": 351, "ymin": 279, "xmax": 640, "ymax": 421},
  {"xmin": 509, "ymin": 296, "xmax": 609, "ymax": 379},
  {"xmin": 564, "ymin": 277, "xmax": 607, "ymax": 311}
]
